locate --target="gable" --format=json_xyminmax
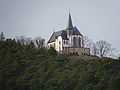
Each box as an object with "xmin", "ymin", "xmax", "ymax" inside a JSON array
[
  {"xmin": 73, "ymin": 26, "xmax": 83, "ymax": 36},
  {"xmin": 47, "ymin": 30, "xmax": 69, "ymax": 43}
]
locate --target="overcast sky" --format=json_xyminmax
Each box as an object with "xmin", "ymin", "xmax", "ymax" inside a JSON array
[{"xmin": 0, "ymin": 0, "xmax": 120, "ymax": 55}]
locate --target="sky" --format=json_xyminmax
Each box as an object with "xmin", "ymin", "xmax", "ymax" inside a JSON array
[{"xmin": 0, "ymin": 0, "xmax": 120, "ymax": 55}]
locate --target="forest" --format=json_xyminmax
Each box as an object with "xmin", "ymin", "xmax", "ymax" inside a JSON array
[{"xmin": 0, "ymin": 33, "xmax": 120, "ymax": 90}]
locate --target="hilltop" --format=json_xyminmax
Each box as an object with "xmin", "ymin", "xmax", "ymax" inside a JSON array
[{"xmin": 0, "ymin": 39, "xmax": 120, "ymax": 90}]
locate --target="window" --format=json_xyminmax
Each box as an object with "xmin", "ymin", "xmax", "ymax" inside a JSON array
[
  {"xmin": 59, "ymin": 41, "xmax": 61, "ymax": 45},
  {"xmin": 69, "ymin": 30, "xmax": 71, "ymax": 35},
  {"xmin": 79, "ymin": 37, "xmax": 81, "ymax": 47},
  {"xmin": 64, "ymin": 40, "xmax": 65, "ymax": 44},
  {"xmin": 54, "ymin": 43, "xmax": 55, "ymax": 47},
  {"xmin": 73, "ymin": 37, "xmax": 76, "ymax": 47},
  {"xmin": 76, "ymin": 52, "xmax": 78, "ymax": 54},
  {"xmin": 66, "ymin": 41, "xmax": 68, "ymax": 44}
]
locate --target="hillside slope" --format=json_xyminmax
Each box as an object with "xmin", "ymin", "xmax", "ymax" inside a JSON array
[{"xmin": 0, "ymin": 40, "xmax": 120, "ymax": 90}]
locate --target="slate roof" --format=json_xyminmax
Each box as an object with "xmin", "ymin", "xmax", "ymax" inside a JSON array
[
  {"xmin": 73, "ymin": 26, "xmax": 83, "ymax": 36},
  {"xmin": 47, "ymin": 26, "xmax": 83, "ymax": 43},
  {"xmin": 66, "ymin": 13, "xmax": 73, "ymax": 30},
  {"xmin": 47, "ymin": 30, "xmax": 68, "ymax": 43}
]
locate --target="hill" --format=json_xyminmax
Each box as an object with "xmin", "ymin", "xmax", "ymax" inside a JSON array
[{"xmin": 0, "ymin": 39, "xmax": 120, "ymax": 90}]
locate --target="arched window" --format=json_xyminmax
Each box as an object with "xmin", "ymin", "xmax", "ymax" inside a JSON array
[
  {"xmin": 79, "ymin": 37, "xmax": 81, "ymax": 47},
  {"xmin": 66, "ymin": 41, "xmax": 68, "ymax": 44},
  {"xmin": 59, "ymin": 41, "xmax": 61, "ymax": 45},
  {"xmin": 73, "ymin": 37, "xmax": 76, "ymax": 47},
  {"xmin": 64, "ymin": 40, "xmax": 65, "ymax": 44},
  {"xmin": 54, "ymin": 43, "xmax": 55, "ymax": 47}
]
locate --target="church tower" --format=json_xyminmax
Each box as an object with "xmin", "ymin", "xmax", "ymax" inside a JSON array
[{"xmin": 66, "ymin": 12, "xmax": 74, "ymax": 35}]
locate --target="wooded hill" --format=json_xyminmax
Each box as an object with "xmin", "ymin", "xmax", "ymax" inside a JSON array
[{"xmin": 0, "ymin": 39, "xmax": 120, "ymax": 90}]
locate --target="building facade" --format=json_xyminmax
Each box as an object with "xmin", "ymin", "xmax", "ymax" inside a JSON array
[{"xmin": 47, "ymin": 13, "xmax": 90, "ymax": 55}]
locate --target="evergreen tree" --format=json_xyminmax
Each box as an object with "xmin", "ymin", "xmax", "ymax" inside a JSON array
[
  {"xmin": 0, "ymin": 38, "xmax": 120, "ymax": 90},
  {"xmin": 0, "ymin": 32, "xmax": 5, "ymax": 41}
]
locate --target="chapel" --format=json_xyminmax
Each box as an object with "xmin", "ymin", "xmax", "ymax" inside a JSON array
[{"xmin": 47, "ymin": 12, "xmax": 90, "ymax": 55}]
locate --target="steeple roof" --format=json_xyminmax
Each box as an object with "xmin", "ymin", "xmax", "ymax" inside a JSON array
[{"xmin": 66, "ymin": 12, "xmax": 73, "ymax": 30}]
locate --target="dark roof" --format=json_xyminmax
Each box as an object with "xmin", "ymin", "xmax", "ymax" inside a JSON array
[
  {"xmin": 66, "ymin": 13, "xmax": 73, "ymax": 30},
  {"xmin": 73, "ymin": 26, "xmax": 83, "ymax": 36},
  {"xmin": 47, "ymin": 30, "xmax": 69, "ymax": 43},
  {"xmin": 47, "ymin": 26, "xmax": 83, "ymax": 43}
]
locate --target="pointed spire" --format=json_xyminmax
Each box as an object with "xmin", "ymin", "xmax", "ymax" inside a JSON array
[{"xmin": 67, "ymin": 10, "xmax": 73, "ymax": 30}]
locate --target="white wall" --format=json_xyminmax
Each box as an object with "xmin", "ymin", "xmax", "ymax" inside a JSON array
[
  {"xmin": 48, "ymin": 34, "xmax": 84, "ymax": 52},
  {"xmin": 55, "ymin": 36, "xmax": 63, "ymax": 52},
  {"xmin": 48, "ymin": 36, "xmax": 63, "ymax": 52}
]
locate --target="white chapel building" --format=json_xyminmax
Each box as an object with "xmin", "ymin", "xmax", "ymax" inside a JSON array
[{"xmin": 47, "ymin": 12, "xmax": 90, "ymax": 55}]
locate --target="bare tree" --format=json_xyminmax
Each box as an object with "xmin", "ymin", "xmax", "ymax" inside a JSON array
[
  {"xmin": 83, "ymin": 36, "xmax": 93, "ymax": 49},
  {"xmin": 15, "ymin": 36, "xmax": 26, "ymax": 45},
  {"xmin": 34, "ymin": 36, "xmax": 45, "ymax": 48},
  {"xmin": 15, "ymin": 36, "xmax": 32, "ymax": 45},
  {"xmin": 15, "ymin": 36, "xmax": 45, "ymax": 48},
  {"xmin": 95, "ymin": 40, "xmax": 115, "ymax": 57},
  {"xmin": 0, "ymin": 32, "xmax": 5, "ymax": 41},
  {"xmin": 91, "ymin": 43, "xmax": 97, "ymax": 56},
  {"xmin": 83, "ymin": 36, "xmax": 116, "ymax": 57},
  {"xmin": 25, "ymin": 37, "xmax": 31, "ymax": 45},
  {"xmin": 83, "ymin": 36, "xmax": 94, "ymax": 55}
]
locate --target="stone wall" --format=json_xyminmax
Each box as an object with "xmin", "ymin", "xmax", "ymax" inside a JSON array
[{"xmin": 62, "ymin": 47, "xmax": 90, "ymax": 55}]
